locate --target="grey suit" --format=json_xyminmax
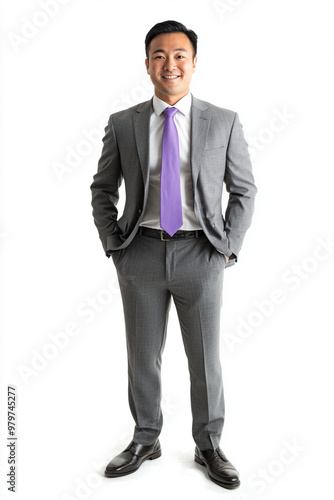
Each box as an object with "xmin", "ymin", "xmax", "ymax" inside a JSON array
[{"xmin": 91, "ymin": 95, "xmax": 256, "ymax": 449}]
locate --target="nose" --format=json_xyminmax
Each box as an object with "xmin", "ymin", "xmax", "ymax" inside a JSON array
[{"xmin": 163, "ymin": 57, "xmax": 176, "ymax": 72}]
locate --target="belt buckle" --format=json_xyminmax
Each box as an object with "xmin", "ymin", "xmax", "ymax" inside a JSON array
[{"xmin": 160, "ymin": 230, "xmax": 171, "ymax": 241}]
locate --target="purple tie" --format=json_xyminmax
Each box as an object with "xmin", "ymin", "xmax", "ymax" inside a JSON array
[{"xmin": 160, "ymin": 107, "xmax": 183, "ymax": 236}]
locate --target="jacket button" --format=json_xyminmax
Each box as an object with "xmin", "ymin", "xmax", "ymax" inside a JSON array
[{"xmin": 138, "ymin": 209, "xmax": 142, "ymax": 214}]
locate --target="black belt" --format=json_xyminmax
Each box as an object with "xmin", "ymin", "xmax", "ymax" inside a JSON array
[{"xmin": 138, "ymin": 227, "xmax": 204, "ymax": 241}]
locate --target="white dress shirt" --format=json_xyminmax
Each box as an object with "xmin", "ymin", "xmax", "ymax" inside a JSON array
[{"xmin": 140, "ymin": 92, "xmax": 202, "ymax": 231}]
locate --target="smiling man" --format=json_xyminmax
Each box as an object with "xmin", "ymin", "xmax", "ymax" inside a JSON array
[
  {"xmin": 91, "ymin": 20, "xmax": 257, "ymax": 489},
  {"xmin": 145, "ymin": 31, "xmax": 196, "ymax": 104}
]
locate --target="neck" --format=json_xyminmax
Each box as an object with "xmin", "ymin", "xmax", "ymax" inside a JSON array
[{"xmin": 155, "ymin": 91, "xmax": 189, "ymax": 106}]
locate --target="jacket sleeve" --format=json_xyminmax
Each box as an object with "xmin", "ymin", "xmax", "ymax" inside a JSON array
[
  {"xmin": 224, "ymin": 113, "xmax": 257, "ymax": 258},
  {"xmin": 90, "ymin": 115, "xmax": 122, "ymax": 256}
]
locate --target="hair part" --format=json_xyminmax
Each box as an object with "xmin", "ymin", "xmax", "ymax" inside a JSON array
[{"xmin": 145, "ymin": 20, "xmax": 198, "ymax": 60}]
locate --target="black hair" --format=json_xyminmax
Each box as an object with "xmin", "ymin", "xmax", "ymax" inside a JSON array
[{"xmin": 145, "ymin": 20, "xmax": 198, "ymax": 60}]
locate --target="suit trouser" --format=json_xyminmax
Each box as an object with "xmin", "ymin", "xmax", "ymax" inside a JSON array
[{"xmin": 112, "ymin": 230, "xmax": 226, "ymax": 450}]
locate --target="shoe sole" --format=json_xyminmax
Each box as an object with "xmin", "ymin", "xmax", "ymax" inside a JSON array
[
  {"xmin": 194, "ymin": 454, "xmax": 241, "ymax": 490},
  {"xmin": 105, "ymin": 449, "xmax": 162, "ymax": 478}
]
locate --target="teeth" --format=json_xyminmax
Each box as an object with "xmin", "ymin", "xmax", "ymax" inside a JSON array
[{"xmin": 163, "ymin": 76, "xmax": 179, "ymax": 79}]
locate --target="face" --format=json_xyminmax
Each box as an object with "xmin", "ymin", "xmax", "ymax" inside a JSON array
[{"xmin": 145, "ymin": 32, "xmax": 197, "ymax": 105}]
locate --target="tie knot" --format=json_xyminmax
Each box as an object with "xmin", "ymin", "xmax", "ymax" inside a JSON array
[{"xmin": 163, "ymin": 107, "xmax": 178, "ymax": 119}]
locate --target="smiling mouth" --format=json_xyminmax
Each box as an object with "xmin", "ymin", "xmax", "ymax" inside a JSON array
[{"xmin": 162, "ymin": 75, "xmax": 180, "ymax": 80}]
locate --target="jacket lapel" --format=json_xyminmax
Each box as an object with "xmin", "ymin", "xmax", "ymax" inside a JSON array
[
  {"xmin": 133, "ymin": 99, "xmax": 153, "ymax": 185},
  {"xmin": 191, "ymin": 97, "xmax": 210, "ymax": 186},
  {"xmin": 132, "ymin": 96, "xmax": 210, "ymax": 190}
]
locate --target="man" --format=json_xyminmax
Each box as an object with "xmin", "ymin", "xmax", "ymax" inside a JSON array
[{"xmin": 91, "ymin": 20, "xmax": 256, "ymax": 489}]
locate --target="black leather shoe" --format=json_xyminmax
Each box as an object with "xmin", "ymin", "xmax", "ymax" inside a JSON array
[
  {"xmin": 105, "ymin": 440, "xmax": 161, "ymax": 477},
  {"xmin": 195, "ymin": 446, "xmax": 240, "ymax": 489}
]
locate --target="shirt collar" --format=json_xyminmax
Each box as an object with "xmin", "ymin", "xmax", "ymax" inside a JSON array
[{"xmin": 153, "ymin": 92, "xmax": 192, "ymax": 117}]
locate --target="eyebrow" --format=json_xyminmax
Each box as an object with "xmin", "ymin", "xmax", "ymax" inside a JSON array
[{"xmin": 152, "ymin": 48, "xmax": 188, "ymax": 54}]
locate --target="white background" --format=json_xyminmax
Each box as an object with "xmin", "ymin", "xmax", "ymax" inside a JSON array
[{"xmin": 1, "ymin": 0, "xmax": 334, "ymax": 499}]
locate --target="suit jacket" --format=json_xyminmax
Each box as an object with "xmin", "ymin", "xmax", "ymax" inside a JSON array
[{"xmin": 91, "ymin": 96, "xmax": 257, "ymax": 267}]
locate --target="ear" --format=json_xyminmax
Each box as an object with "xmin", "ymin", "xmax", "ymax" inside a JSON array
[
  {"xmin": 145, "ymin": 58, "xmax": 150, "ymax": 74},
  {"xmin": 193, "ymin": 55, "xmax": 198, "ymax": 72}
]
